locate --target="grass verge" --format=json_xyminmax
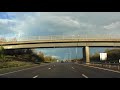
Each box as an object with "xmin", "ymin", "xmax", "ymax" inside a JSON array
[{"xmin": 0, "ymin": 61, "xmax": 40, "ymax": 74}]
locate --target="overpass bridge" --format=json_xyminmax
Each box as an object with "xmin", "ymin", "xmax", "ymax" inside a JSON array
[{"xmin": 1, "ymin": 35, "xmax": 120, "ymax": 64}]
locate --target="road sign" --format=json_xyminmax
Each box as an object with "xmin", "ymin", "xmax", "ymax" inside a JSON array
[
  {"xmin": 119, "ymin": 59, "xmax": 120, "ymax": 63},
  {"xmin": 100, "ymin": 53, "xmax": 107, "ymax": 61}
]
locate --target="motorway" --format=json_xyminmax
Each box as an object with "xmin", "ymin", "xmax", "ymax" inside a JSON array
[{"xmin": 0, "ymin": 62, "xmax": 120, "ymax": 78}]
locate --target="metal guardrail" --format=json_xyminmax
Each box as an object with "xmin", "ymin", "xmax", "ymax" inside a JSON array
[{"xmin": 90, "ymin": 62, "xmax": 120, "ymax": 71}]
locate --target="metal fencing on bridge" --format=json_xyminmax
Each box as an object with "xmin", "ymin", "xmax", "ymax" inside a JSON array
[
  {"xmin": 0, "ymin": 34, "xmax": 120, "ymax": 42},
  {"xmin": 18, "ymin": 34, "xmax": 120, "ymax": 41}
]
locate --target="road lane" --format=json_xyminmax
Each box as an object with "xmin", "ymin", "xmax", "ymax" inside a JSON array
[
  {"xmin": 0, "ymin": 63, "xmax": 55, "ymax": 78},
  {"xmin": 0, "ymin": 62, "xmax": 120, "ymax": 78},
  {"xmin": 73, "ymin": 63, "xmax": 120, "ymax": 78},
  {"xmin": 37, "ymin": 63, "xmax": 83, "ymax": 78}
]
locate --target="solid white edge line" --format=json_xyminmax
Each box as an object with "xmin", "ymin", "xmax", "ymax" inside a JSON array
[
  {"xmin": 33, "ymin": 75, "xmax": 38, "ymax": 78},
  {"xmin": 78, "ymin": 64, "xmax": 120, "ymax": 74},
  {"xmin": 82, "ymin": 74, "xmax": 88, "ymax": 78}
]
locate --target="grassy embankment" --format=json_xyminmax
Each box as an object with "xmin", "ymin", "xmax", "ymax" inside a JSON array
[{"xmin": 0, "ymin": 46, "xmax": 57, "ymax": 73}]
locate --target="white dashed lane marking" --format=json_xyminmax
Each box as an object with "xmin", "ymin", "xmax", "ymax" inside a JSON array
[
  {"xmin": 82, "ymin": 74, "xmax": 88, "ymax": 78},
  {"xmin": 72, "ymin": 67, "xmax": 75, "ymax": 69},
  {"xmin": 48, "ymin": 68, "xmax": 51, "ymax": 70},
  {"xmin": 33, "ymin": 75, "xmax": 39, "ymax": 78}
]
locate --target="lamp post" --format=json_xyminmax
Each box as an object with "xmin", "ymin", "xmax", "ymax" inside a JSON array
[
  {"xmin": 65, "ymin": 53, "xmax": 69, "ymax": 61},
  {"xmin": 78, "ymin": 35, "xmax": 79, "ymax": 38},
  {"xmin": 69, "ymin": 48, "xmax": 71, "ymax": 61},
  {"xmin": 76, "ymin": 35, "xmax": 79, "ymax": 61},
  {"xmin": 62, "ymin": 34, "xmax": 64, "ymax": 40},
  {"xmin": 72, "ymin": 35, "xmax": 75, "ymax": 39},
  {"xmin": 76, "ymin": 47, "xmax": 77, "ymax": 60}
]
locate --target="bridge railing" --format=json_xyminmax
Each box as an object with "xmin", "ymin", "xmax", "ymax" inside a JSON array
[
  {"xmin": 1, "ymin": 34, "xmax": 120, "ymax": 42},
  {"xmin": 18, "ymin": 35, "xmax": 120, "ymax": 41}
]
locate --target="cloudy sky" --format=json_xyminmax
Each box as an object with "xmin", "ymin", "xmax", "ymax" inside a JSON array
[{"xmin": 0, "ymin": 12, "xmax": 120, "ymax": 59}]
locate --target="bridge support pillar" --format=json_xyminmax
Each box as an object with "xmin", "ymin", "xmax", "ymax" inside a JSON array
[{"xmin": 83, "ymin": 46, "xmax": 90, "ymax": 64}]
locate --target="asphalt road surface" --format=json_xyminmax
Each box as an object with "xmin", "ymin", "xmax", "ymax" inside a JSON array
[{"xmin": 0, "ymin": 62, "xmax": 120, "ymax": 78}]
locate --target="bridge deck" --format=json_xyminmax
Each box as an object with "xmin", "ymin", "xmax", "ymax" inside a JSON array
[{"xmin": 1, "ymin": 39, "xmax": 120, "ymax": 45}]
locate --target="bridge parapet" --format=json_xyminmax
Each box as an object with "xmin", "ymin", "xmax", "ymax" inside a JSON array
[{"xmin": 0, "ymin": 34, "xmax": 120, "ymax": 43}]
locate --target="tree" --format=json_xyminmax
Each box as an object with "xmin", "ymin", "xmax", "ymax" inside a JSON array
[
  {"xmin": 0, "ymin": 46, "xmax": 5, "ymax": 61},
  {"xmin": 104, "ymin": 49, "xmax": 120, "ymax": 62},
  {"xmin": 105, "ymin": 49, "xmax": 110, "ymax": 53},
  {"xmin": 37, "ymin": 52, "xmax": 45, "ymax": 62},
  {"xmin": 90, "ymin": 52, "xmax": 100, "ymax": 62}
]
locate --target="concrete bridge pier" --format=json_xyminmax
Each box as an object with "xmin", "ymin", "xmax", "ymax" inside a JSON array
[{"xmin": 83, "ymin": 46, "xmax": 90, "ymax": 64}]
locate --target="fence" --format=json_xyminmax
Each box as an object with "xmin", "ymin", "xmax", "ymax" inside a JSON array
[
  {"xmin": 0, "ymin": 34, "xmax": 120, "ymax": 42},
  {"xmin": 90, "ymin": 62, "xmax": 120, "ymax": 71}
]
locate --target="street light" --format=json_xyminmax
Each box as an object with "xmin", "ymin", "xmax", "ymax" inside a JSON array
[
  {"xmin": 65, "ymin": 49, "xmax": 71, "ymax": 61},
  {"xmin": 62, "ymin": 34, "xmax": 64, "ymax": 40},
  {"xmin": 69, "ymin": 48, "xmax": 71, "ymax": 61},
  {"xmin": 76, "ymin": 47, "xmax": 77, "ymax": 60},
  {"xmin": 86, "ymin": 34, "xmax": 87, "ymax": 40},
  {"xmin": 76, "ymin": 37, "xmax": 79, "ymax": 61},
  {"xmin": 72, "ymin": 35, "xmax": 75, "ymax": 39},
  {"xmin": 77, "ymin": 35, "xmax": 80, "ymax": 40},
  {"xmin": 65, "ymin": 53, "xmax": 69, "ymax": 61}
]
